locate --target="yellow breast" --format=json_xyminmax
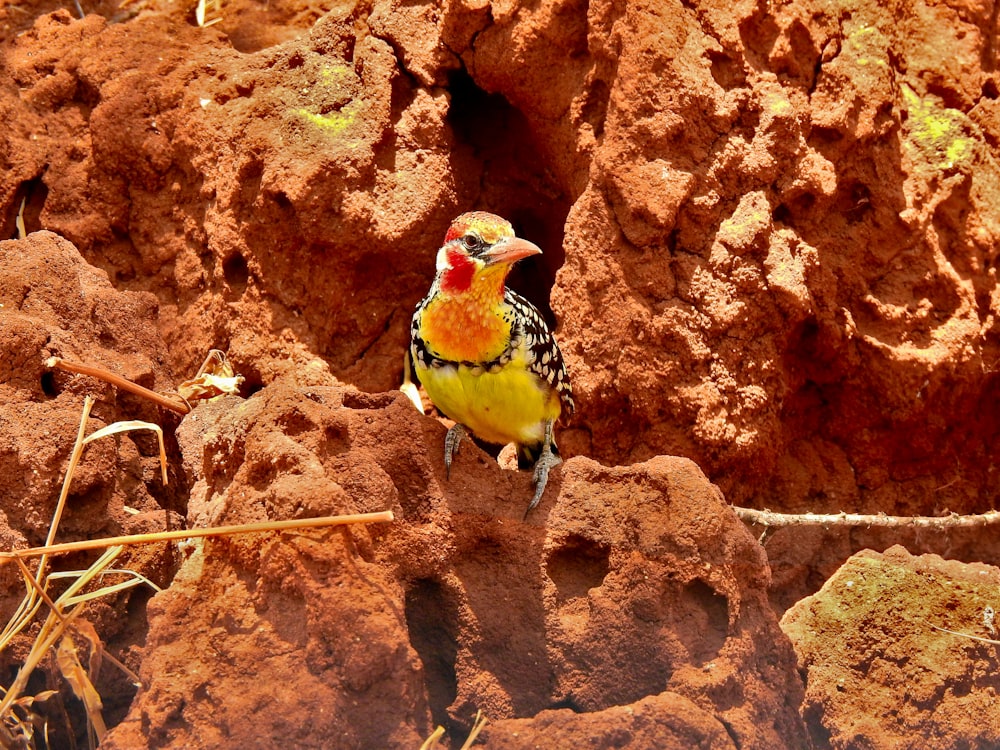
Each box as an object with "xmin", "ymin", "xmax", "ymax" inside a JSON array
[{"xmin": 415, "ymin": 354, "xmax": 563, "ymax": 447}]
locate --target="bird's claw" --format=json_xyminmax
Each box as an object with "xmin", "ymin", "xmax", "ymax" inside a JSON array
[
  {"xmin": 444, "ymin": 424, "xmax": 466, "ymax": 480},
  {"xmin": 524, "ymin": 420, "xmax": 561, "ymax": 519},
  {"xmin": 525, "ymin": 448, "xmax": 562, "ymax": 519}
]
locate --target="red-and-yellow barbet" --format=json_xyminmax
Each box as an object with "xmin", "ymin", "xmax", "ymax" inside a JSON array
[{"xmin": 410, "ymin": 212, "xmax": 574, "ymax": 516}]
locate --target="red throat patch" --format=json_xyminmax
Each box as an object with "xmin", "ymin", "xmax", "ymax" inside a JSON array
[{"xmin": 440, "ymin": 248, "xmax": 475, "ymax": 294}]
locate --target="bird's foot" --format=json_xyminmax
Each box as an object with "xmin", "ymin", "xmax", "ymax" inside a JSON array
[
  {"xmin": 444, "ymin": 424, "xmax": 466, "ymax": 479},
  {"xmin": 525, "ymin": 421, "xmax": 560, "ymax": 519}
]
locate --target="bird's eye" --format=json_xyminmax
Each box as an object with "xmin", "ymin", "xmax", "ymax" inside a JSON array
[{"xmin": 461, "ymin": 233, "xmax": 480, "ymax": 251}]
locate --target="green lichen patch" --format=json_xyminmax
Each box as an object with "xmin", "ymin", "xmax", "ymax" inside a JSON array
[
  {"xmin": 901, "ymin": 84, "xmax": 975, "ymax": 171},
  {"xmin": 296, "ymin": 101, "xmax": 362, "ymax": 139}
]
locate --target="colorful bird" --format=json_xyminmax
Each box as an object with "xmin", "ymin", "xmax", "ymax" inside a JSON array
[{"xmin": 410, "ymin": 211, "xmax": 574, "ymax": 516}]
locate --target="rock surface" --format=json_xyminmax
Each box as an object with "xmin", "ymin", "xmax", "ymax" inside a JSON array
[
  {"xmin": 0, "ymin": 0, "xmax": 999, "ymax": 745},
  {"xmin": 98, "ymin": 379, "xmax": 807, "ymax": 748},
  {"xmin": 782, "ymin": 546, "xmax": 1000, "ymax": 750},
  {"xmin": 0, "ymin": 231, "xmax": 186, "ymax": 737}
]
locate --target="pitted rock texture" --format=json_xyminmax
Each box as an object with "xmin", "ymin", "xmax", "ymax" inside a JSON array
[
  {"xmin": 782, "ymin": 546, "xmax": 1000, "ymax": 750},
  {"xmin": 0, "ymin": 231, "xmax": 187, "ymax": 742},
  {"xmin": 2, "ymin": 0, "xmax": 996, "ymax": 522},
  {"xmin": 2, "ymin": 0, "xmax": 1000, "ymax": 746},
  {"xmin": 100, "ymin": 379, "xmax": 808, "ymax": 749},
  {"xmin": 0, "ymin": 231, "xmax": 184, "ymax": 541}
]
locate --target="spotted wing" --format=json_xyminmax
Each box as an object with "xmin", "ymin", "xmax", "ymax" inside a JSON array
[{"xmin": 505, "ymin": 290, "xmax": 575, "ymax": 415}]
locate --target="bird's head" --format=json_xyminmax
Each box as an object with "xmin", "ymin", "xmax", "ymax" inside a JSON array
[{"xmin": 435, "ymin": 212, "xmax": 541, "ymax": 296}]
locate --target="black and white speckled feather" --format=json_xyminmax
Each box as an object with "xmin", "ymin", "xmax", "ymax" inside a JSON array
[{"xmin": 503, "ymin": 290, "xmax": 575, "ymax": 416}]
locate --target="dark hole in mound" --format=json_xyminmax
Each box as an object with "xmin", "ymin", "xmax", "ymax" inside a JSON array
[
  {"xmin": 404, "ymin": 578, "xmax": 461, "ymax": 735},
  {"xmin": 40, "ymin": 370, "xmax": 59, "ymax": 397},
  {"xmin": 445, "ymin": 69, "xmax": 572, "ymax": 331},
  {"xmin": 223, "ymin": 252, "xmax": 250, "ymax": 294},
  {"xmin": 546, "ymin": 534, "xmax": 611, "ymax": 601}
]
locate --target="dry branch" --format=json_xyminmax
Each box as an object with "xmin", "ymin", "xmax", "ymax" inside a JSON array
[
  {"xmin": 733, "ymin": 506, "xmax": 1000, "ymax": 530},
  {"xmin": 46, "ymin": 357, "xmax": 191, "ymax": 414}
]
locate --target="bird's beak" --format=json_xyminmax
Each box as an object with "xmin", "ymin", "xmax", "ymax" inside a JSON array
[{"xmin": 481, "ymin": 236, "xmax": 542, "ymax": 265}]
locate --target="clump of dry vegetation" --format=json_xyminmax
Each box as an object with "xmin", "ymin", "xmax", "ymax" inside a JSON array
[{"xmin": 0, "ymin": 359, "xmax": 392, "ymax": 748}]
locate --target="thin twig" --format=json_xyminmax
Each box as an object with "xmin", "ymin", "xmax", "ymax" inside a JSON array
[
  {"xmin": 15, "ymin": 197, "xmax": 26, "ymax": 240},
  {"xmin": 12, "ymin": 556, "xmax": 62, "ymax": 625},
  {"xmin": 0, "ymin": 511, "xmax": 395, "ymax": 562},
  {"xmin": 46, "ymin": 357, "xmax": 190, "ymax": 415},
  {"xmin": 930, "ymin": 623, "xmax": 1000, "ymax": 646},
  {"xmin": 733, "ymin": 506, "xmax": 1000, "ymax": 529}
]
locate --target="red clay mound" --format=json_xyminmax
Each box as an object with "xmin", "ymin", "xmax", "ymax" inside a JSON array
[{"xmin": 2, "ymin": 0, "xmax": 999, "ymax": 745}]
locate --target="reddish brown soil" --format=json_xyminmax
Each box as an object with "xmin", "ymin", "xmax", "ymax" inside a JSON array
[
  {"xmin": 783, "ymin": 546, "xmax": 1000, "ymax": 749},
  {"xmin": 1, "ymin": 0, "xmax": 999, "ymax": 746}
]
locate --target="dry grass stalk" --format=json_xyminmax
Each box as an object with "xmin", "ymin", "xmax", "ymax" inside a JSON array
[
  {"xmin": 0, "ymin": 396, "xmax": 98, "ymax": 657},
  {"xmin": 2, "ymin": 545, "xmax": 149, "ymax": 746},
  {"xmin": 1, "ymin": 547, "xmax": 121, "ymax": 747},
  {"xmin": 85, "ymin": 419, "xmax": 168, "ymax": 484},
  {"xmin": 0, "ymin": 511, "xmax": 394, "ymax": 563},
  {"xmin": 55, "ymin": 623, "xmax": 106, "ymax": 741},
  {"xmin": 419, "ymin": 711, "xmax": 487, "ymax": 750},
  {"xmin": 930, "ymin": 624, "xmax": 1000, "ymax": 646},
  {"xmin": 0, "ymin": 393, "xmax": 394, "ymax": 747}
]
